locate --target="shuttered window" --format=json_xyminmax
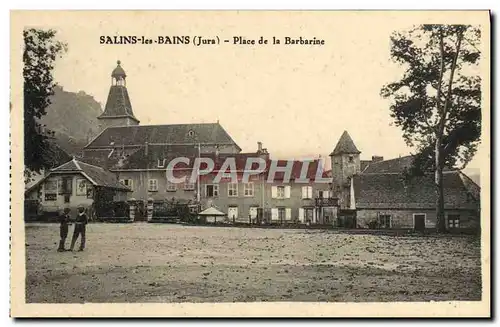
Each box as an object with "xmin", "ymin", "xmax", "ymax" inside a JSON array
[
  {"xmin": 301, "ymin": 186, "xmax": 313, "ymax": 199},
  {"xmin": 272, "ymin": 185, "xmax": 290, "ymax": 199},
  {"xmin": 271, "ymin": 208, "xmax": 279, "ymax": 221},
  {"xmin": 148, "ymin": 179, "xmax": 158, "ymax": 192},
  {"xmin": 166, "ymin": 180, "xmax": 177, "ymax": 192}
]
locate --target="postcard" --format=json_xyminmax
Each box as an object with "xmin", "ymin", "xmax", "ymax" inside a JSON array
[{"xmin": 10, "ymin": 10, "xmax": 490, "ymax": 317}]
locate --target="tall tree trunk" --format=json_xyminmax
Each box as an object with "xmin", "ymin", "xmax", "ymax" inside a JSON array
[
  {"xmin": 434, "ymin": 27, "xmax": 463, "ymax": 233},
  {"xmin": 435, "ymin": 138, "xmax": 446, "ymax": 232}
]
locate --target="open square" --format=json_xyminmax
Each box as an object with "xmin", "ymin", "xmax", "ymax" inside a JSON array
[{"xmin": 25, "ymin": 223, "xmax": 482, "ymax": 303}]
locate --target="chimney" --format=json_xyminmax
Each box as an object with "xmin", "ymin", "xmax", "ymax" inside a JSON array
[
  {"xmin": 215, "ymin": 145, "xmax": 220, "ymax": 161},
  {"xmin": 372, "ymin": 155, "xmax": 384, "ymax": 163},
  {"xmin": 257, "ymin": 141, "xmax": 263, "ymax": 153}
]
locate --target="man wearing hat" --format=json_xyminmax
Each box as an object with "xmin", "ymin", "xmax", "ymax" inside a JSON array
[
  {"xmin": 70, "ymin": 205, "xmax": 88, "ymax": 251},
  {"xmin": 57, "ymin": 207, "xmax": 72, "ymax": 252}
]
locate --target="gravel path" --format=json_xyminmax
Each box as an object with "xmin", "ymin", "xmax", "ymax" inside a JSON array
[{"xmin": 25, "ymin": 223, "xmax": 482, "ymax": 303}]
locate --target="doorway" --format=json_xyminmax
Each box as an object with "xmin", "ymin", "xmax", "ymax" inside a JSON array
[{"xmin": 414, "ymin": 214, "xmax": 426, "ymax": 231}]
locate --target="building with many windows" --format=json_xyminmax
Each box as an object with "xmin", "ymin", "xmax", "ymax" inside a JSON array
[{"xmin": 27, "ymin": 60, "xmax": 481, "ymax": 231}]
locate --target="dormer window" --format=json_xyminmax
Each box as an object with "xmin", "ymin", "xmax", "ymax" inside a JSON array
[
  {"xmin": 157, "ymin": 159, "xmax": 166, "ymax": 168},
  {"xmin": 187, "ymin": 130, "xmax": 195, "ymax": 137}
]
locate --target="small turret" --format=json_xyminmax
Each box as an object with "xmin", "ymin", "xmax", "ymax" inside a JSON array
[{"xmin": 330, "ymin": 131, "xmax": 361, "ymax": 209}]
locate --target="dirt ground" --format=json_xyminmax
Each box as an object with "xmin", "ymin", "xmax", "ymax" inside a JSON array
[{"xmin": 24, "ymin": 223, "xmax": 482, "ymax": 303}]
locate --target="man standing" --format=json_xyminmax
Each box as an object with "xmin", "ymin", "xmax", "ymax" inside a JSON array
[
  {"xmin": 57, "ymin": 207, "xmax": 71, "ymax": 252},
  {"xmin": 70, "ymin": 205, "xmax": 88, "ymax": 252}
]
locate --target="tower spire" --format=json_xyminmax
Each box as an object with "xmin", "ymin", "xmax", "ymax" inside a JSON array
[
  {"xmin": 98, "ymin": 60, "xmax": 140, "ymax": 130},
  {"xmin": 330, "ymin": 131, "xmax": 361, "ymax": 156}
]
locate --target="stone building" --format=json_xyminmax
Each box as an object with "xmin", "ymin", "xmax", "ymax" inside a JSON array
[{"xmin": 351, "ymin": 156, "xmax": 481, "ymax": 231}]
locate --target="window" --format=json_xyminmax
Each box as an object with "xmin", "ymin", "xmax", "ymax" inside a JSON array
[
  {"xmin": 334, "ymin": 158, "xmax": 340, "ymax": 165},
  {"xmin": 301, "ymin": 186, "xmax": 313, "ymax": 199},
  {"xmin": 44, "ymin": 180, "xmax": 58, "ymax": 202},
  {"xmin": 228, "ymin": 183, "xmax": 238, "ymax": 197},
  {"xmin": 64, "ymin": 194, "xmax": 70, "ymax": 203},
  {"xmin": 61, "ymin": 177, "xmax": 72, "ymax": 195},
  {"xmin": 148, "ymin": 179, "xmax": 158, "ymax": 192},
  {"xmin": 184, "ymin": 182, "xmax": 195, "ymax": 191},
  {"xmin": 348, "ymin": 156, "xmax": 354, "ymax": 163},
  {"xmin": 221, "ymin": 172, "xmax": 233, "ymax": 179},
  {"xmin": 157, "ymin": 159, "xmax": 167, "ymax": 168},
  {"xmin": 277, "ymin": 186, "xmax": 285, "ymax": 198},
  {"xmin": 272, "ymin": 185, "xmax": 290, "ymax": 199},
  {"xmin": 318, "ymin": 190, "xmax": 330, "ymax": 199},
  {"xmin": 120, "ymin": 179, "xmax": 133, "ymax": 191},
  {"xmin": 378, "ymin": 214, "xmax": 392, "ymax": 228},
  {"xmin": 244, "ymin": 183, "xmax": 254, "ymax": 197},
  {"xmin": 448, "ymin": 214, "xmax": 460, "ymax": 228},
  {"xmin": 206, "ymin": 184, "xmax": 219, "ymax": 197},
  {"xmin": 166, "ymin": 180, "xmax": 177, "ymax": 192}
]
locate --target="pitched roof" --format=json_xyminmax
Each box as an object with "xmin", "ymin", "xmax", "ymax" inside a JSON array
[
  {"xmin": 353, "ymin": 171, "xmax": 478, "ymax": 210},
  {"xmin": 198, "ymin": 207, "xmax": 226, "ymax": 216},
  {"xmin": 459, "ymin": 171, "xmax": 481, "ymax": 201},
  {"xmin": 118, "ymin": 144, "xmax": 200, "ymax": 170},
  {"xmin": 26, "ymin": 158, "xmax": 130, "ymax": 193},
  {"xmin": 270, "ymin": 159, "xmax": 331, "ymax": 182},
  {"xmin": 85, "ymin": 123, "xmax": 241, "ymax": 150},
  {"xmin": 330, "ymin": 131, "xmax": 361, "ymax": 156},
  {"xmin": 79, "ymin": 148, "xmax": 138, "ymax": 168},
  {"xmin": 362, "ymin": 155, "xmax": 414, "ymax": 174},
  {"xmin": 360, "ymin": 160, "xmax": 372, "ymax": 172},
  {"xmin": 119, "ymin": 146, "xmax": 264, "ymax": 171},
  {"xmin": 362, "ymin": 155, "xmax": 454, "ymax": 174},
  {"xmin": 98, "ymin": 85, "xmax": 139, "ymax": 123},
  {"xmin": 76, "ymin": 161, "xmax": 130, "ymax": 191}
]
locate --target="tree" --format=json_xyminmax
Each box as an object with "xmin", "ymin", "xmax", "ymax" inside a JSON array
[
  {"xmin": 381, "ymin": 25, "xmax": 481, "ymax": 232},
  {"xmin": 23, "ymin": 28, "xmax": 67, "ymax": 180}
]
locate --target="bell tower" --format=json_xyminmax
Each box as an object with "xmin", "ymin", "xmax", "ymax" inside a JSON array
[
  {"xmin": 330, "ymin": 131, "xmax": 361, "ymax": 208},
  {"xmin": 97, "ymin": 60, "xmax": 140, "ymax": 131}
]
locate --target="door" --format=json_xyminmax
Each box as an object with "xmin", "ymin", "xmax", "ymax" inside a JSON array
[
  {"xmin": 249, "ymin": 207, "xmax": 257, "ymax": 223},
  {"xmin": 414, "ymin": 214, "xmax": 426, "ymax": 231},
  {"xmin": 304, "ymin": 208, "xmax": 314, "ymax": 224},
  {"xmin": 278, "ymin": 208, "xmax": 286, "ymax": 224},
  {"xmin": 228, "ymin": 207, "xmax": 238, "ymax": 221}
]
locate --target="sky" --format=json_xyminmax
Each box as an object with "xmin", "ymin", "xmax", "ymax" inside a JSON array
[{"xmin": 20, "ymin": 11, "xmax": 487, "ymax": 171}]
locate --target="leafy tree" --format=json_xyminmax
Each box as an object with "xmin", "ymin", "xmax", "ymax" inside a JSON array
[
  {"xmin": 381, "ymin": 25, "xmax": 481, "ymax": 232},
  {"xmin": 23, "ymin": 28, "xmax": 67, "ymax": 180}
]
